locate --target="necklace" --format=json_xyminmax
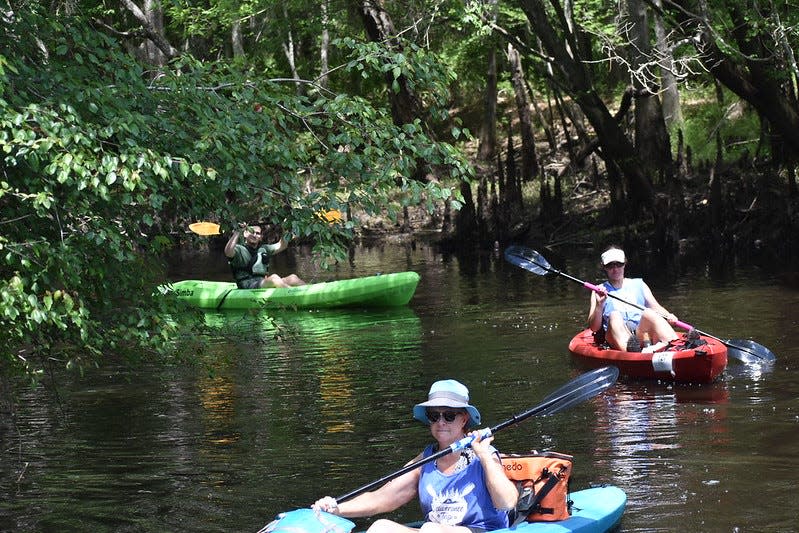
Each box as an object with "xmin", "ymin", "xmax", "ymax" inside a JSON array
[{"xmin": 436, "ymin": 448, "xmax": 474, "ymax": 473}]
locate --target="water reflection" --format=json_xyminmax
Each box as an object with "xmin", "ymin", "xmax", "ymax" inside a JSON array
[
  {"xmin": 597, "ymin": 381, "xmax": 730, "ymax": 458},
  {"xmin": 200, "ymin": 306, "xmax": 424, "ymax": 436},
  {"xmin": 198, "ymin": 376, "xmax": 239, "ymax": 446},
  {"xmin": 589, "ymin": 379, "xmax": 733, "ymax": 531},
  {"xmin": 723, "ymin": 358, "xmax": 776, "ymax": 383},
  {"xmin": 200, "ymin": 306, "xmax": 421, "ymax": 343}
]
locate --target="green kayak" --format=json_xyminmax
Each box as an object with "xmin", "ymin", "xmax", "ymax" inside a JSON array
[{"xmin": 161, "ymin": 271, "xmax": 420, "ymax": 310}]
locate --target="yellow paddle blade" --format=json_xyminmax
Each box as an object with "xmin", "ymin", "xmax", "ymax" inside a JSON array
[
  {"xmin": 318, "ymin": 209, "xmax": 343, "ymax": 224},
  {"xmin": 189, "ymin": 221, "xmax": 221, "ymax": 236}
]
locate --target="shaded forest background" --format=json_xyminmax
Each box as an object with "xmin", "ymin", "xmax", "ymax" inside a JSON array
[{"xmin": 2, "ymin": 0, "xmax": 799, "ymax": 383}]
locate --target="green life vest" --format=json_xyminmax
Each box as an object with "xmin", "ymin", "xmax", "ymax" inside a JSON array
[{"xmin": 229, "ymin": 245, "xmax": 270, "ymax": 283}]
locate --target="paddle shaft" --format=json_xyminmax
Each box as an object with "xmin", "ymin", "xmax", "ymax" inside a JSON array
[
  {"xmin": 335, "ymin": 366, "xmax": 618, "ymax": 503},
  {"xmin": 538, "ymin": 261, "xmax": 757, "ymax": 351},
  {"xmin": 586, "ymin": 279, "xmax": 735, "ymax": 346},
  {"xmin": 506, "ymin": 246, "xmax": 775, "ymax": 362}
]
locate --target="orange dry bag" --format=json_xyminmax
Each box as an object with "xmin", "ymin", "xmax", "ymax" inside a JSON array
[{"xmin": 501, "ymin": 451, "xmax": 573, "ymax": 522}]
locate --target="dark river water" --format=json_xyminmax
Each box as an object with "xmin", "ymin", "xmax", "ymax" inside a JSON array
[{"xmin": 2, "ymin": 239, "xmax": 798, "ymax": 532}]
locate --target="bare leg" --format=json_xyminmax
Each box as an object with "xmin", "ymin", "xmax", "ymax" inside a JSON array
[
  {"xmin": 259, "ymin": 274, "xmax": 292, "ymax": 288},
  {"xmin": 418, "ymin": 522, "xmax": 475, "ymax": 533},
  {"xmin": 637, "ymin": 309, "xmax": 678, "ymax": 343},
  {"xmin": 366, "ymin": 519, "xmax": 420, "ymax": 533},
  {"xmin": 365, "ymin": 519, "xmax": 473, "ymax": 533},
  {"xmin": 605, "ymin": 311, "xmax": 634, "ymax": 351},
  {"xmin": 281, "ymin": 273, "xmax": 306, "ymax": 286}
]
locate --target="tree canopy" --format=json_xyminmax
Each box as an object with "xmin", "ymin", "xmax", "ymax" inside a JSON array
[{"xmin": 0, "ymin": 2, "xmax": 470, "ymax": 382}]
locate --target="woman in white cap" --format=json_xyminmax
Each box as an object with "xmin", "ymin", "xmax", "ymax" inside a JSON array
[
  {"xmin": 588, "ymin": 245, "xmax": 681, "ymax": 352},
  {"xmin": 312, "ymin": 379, "xmax": 518, "ymax": 532}
]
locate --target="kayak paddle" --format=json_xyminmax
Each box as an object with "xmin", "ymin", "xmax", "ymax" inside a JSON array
[
  {"xmin": 504, "ymin": 245, "xmax": 777, "ymax": 364},
  {"xmin": 188, "ymin": 221, "xmax": 222, "ymax": 235},
  {"xmin": 257, "ymin": 366, "xmax": 619, "ymax": 533},
  {"xmin": 189, "ymin": 211, "xmax": 343, "ymax": 237}
]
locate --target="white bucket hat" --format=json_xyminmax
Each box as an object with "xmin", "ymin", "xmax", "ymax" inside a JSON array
[{"xmin": 412, "ymin": 379, "xmax": 481, "ymax": 428}]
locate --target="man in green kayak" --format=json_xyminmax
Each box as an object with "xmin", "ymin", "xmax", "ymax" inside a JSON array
[
  {"xmin": 311, "ymin": 379, "xmax": 519, "ymax": 533},
  {"xmin": 224, "ymin": 223, "xmax": 306, "ymax": 289}
]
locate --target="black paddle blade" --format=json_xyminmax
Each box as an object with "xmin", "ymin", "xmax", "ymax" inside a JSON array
[
  {"xmin": 723, "ymin": 338, "xmax": 777, "ymax": 364},
  {"xmin": 504, "ymin": 246, "xmax": 552, "ymax": 275}
]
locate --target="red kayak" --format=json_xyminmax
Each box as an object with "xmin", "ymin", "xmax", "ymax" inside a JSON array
[{"xmin": 568, "ymin": 329, "xmax": 728, "ymax": 383}]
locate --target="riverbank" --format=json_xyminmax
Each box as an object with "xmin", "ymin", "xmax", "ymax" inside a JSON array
[{"xmin": 352, "ymin": 166, "xmax": 799, "ymax": 276}]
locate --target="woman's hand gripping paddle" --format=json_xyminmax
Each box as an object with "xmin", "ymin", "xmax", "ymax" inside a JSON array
[
  {"xmin": 504, "ymin": 245, "xmax": 777, "ymax": 364},
  {"xmin": 257, "ymin": 366, "xmax": 620, "ymax": 533}
]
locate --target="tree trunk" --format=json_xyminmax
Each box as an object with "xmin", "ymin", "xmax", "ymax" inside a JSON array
[
  {"xmin": 478, "ymin": 44, "xmax": 498, "ymax": 161},
  {"xmin": 319, "ymin": 0, "xmax": 330, "ymax": 88},
  {"xmin": 358, "ymin": 0, "xmax": 429, "ymax": 183},
  {"xmin": 580, "ymin": 91, "xmax": 657, "ymax": 209},
  {"xmin": 478, "ymin": 0, "xmax": 499, "ymax": 162},
  {"xmin": 122, "ymin": 0, "xmax": 175, "ymax": 63},
  {"xmin": 507, "ymin": 44, "xmax": 539, "ymax": 182},
  {"xmin": 517, "ymin": 0, "xmax": 657, "ymax": 211},
  {"xmin": 489, "ymin": 162, "xmax": 500, "ymax": 241},
  {"xmin": 455, "ymin": 180, "xmax": 478, "ymax": 244},
  {"xmin": 553, "ymin": 90, "xmax": 578, "ymax": 169},
  {"xmin": 476, "ymin": 174, "xmax": 492, "ymax": 244},
  {"xmin": 497, "ymin": 129, "xmax": 517, "ymax": 243},
  {"xmin": 281, "ymin": 5, "xmax": 302, "ymax": 95},
  {"xmin": 653, "ymin": 0, "xmax": 682, "ymax": 128},
  {"xmin": 526, "ymin": 79, "xmax": 557, "ymax": 151},
  {"xmin": 358, "ymin": 0, "xmax": 424, "ymax": 127},
  {"xmin": 232, "ymin": 20, "xmax": 245, "ymax": 58},
  {"xmin": 625, "ymin": 0, "xmax": 673, "ymax": 186}
]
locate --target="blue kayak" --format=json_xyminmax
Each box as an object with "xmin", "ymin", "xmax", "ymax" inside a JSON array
[
  {"xmin": 258, "ymin": 485, "xmax": 626, "ymax": 533},
  {"xmin": 505, "ymin": 485, "xmax": 626, "ymax": 532}
]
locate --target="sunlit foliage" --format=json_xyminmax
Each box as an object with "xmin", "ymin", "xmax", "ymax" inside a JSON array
[{"xmin": 0, "ymin": 3, "xmax": 471, "ymax": 381}]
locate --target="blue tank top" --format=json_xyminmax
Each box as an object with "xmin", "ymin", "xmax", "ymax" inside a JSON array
[
  {"xmin": 418, "ymin": 445, "xmax": 509, "ymax": 531},
  {"xmin": 601, "ymin": 278, "xmax": 647, "ymax": 329}
]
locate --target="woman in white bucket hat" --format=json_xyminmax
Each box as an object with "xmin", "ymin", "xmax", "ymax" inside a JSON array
[
  {"xmin": 588, "ymin": 245, "xmax": 682, "ymax": 352},
  {"xmin": 312, "ymin": 379, "xmax": 518, "ymax": 533}
]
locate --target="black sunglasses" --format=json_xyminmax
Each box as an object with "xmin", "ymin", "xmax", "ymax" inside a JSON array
[{"xmin": 426, "ymin": 409, "xmax": 462, "ymax": 423}]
